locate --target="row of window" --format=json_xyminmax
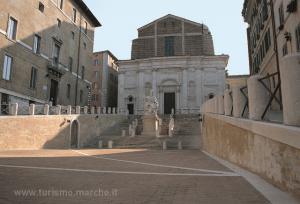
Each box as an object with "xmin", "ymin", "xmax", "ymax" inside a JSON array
[
  {"xmin": 6, "ymin": 15, "xmax": 87, "ymax": 80},
  {"xmin": 3, "ymin": 55, "xmax": 37, "ymax": 89},
  {"xmin": 66, "ymin": 84, "xmax": 84, "ymax": 103},
  {"xmin": 252, "ymin": 29, "xmax": 272, "ymax": 73},
  {"xmin": 249, "ymin": 0, "xmax": 269, "ymax": 52},
  {"xmin": 38, "ymin": 1, "xmax": 88, "ymax": 34}
]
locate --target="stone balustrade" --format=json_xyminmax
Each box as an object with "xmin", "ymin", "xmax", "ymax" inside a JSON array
[
  {"xmin": 201, "ymin": 57, "xmax": 300, "ymax": 127},
  {"xmin": 2, "ymin": 104, "xmax": 125, "ymax": 116}
]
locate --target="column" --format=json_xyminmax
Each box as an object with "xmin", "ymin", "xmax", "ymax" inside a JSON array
[
  {"xmin": 232, "ymin": 85, "xmax": 246, "ymax": 118},
  {"xmin": 118, "ymin": 72, "xmax": 125, "ymax": 111},
  {"xmin": 182, "ymin": 68, "xmax": 188, "ymax": 112},
  {"xmin": 152, "ymin": 69, "xmax": 157, "ymax": 98},
  {"xmin": 138, "ymin": 71, "xmax": 144, "ymax": 113},
  {"xmin": 281, "ymin": 54, "xmax": 300, "ymax": 126},
  {"xmin": 247, "ymin": 75, "xmax": 268, "ymax": 120}
]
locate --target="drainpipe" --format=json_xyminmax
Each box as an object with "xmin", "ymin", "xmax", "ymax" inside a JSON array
[{"xmin": 75, "ymin": 14, "xmax": 82, "ymax": 107}]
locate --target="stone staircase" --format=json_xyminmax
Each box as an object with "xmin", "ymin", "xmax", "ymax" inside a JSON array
[
  {"xmin": 95, "ymin": 114, "xmax": 201, "ymax": 150},
  {"xmin": 167, "ymin": 114, "xmax": 201, "ymax": 149}
]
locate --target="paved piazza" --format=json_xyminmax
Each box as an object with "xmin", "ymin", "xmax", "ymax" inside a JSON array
[{"xmin": 0, "ymin": 149, "xmax": 274, "ymax": 204}]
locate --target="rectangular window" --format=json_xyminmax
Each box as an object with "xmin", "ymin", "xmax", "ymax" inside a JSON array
[
  {"xmin": 7, "ymin": 17, "xmax": 18, "ymax": 40},
  {"xmin": 84, "ymin": 21, "xmax": 88, "ymax": 34},
  {"xmin": 264, "ymin": 29, "xmax": 271, "ymax": 53},
  {"xmin": 94, "ymin": 59, "xmax": 99, "ymax": 66},
  {"xmin": 2, "ymin": 55, "xmax": 13, "ymax": 80},
  {"xmin": 39, "ymin": 2, "xmax": 45, "ymax": 13},
  {"xmin": 72, "ymin": 8, "xmax": 77, "ymax": 23},
  {"xmin": 95, "ymin": 71, "xmax": 99, "ymax": 79},
  {"xmin": 67, "ymin": 84, "xmax": 71, "ymax": 99},
  {"xmin": 30, "ymin": 67, "xmax": 38, "ymax": 89},
  {"xmin": 68, "ymin": 57, "xmax": 73, "ymax": 72},
  {"xmin": 296, "ymin": 24, "xmax": 300, "ymax": 52},
  {"xmin": 53, "ymin": 44, "xmax": 60, "ymax": 65},
  {"xmin": 71, "ymin": 31, "xmax": 75, "ymax": 40},
  {"xmin": 81, "ymin": 66, "xmax": 85, "ymax": 80},
  {"xmin": 282, "ymin": 43, "xmax": 288, "ymax": 56},
  {"xmin": 80, "ymin": 90, "xmax": 83, "ymax": 103},
  {"xmin": 165, "ymin": 36, "xmax": 175, "ymax": 56},
  {"xmin": 57, "ymin": 19, "xmax": 61, "ymax": 28},
  {"xmin": 59, "ymin": 0, "xmax": 64, "ymax": 10},
  {"xmin": 33, "ymin": 34, "xmax": 41, "ymax": 54},
  {"xmin": 279, "ymin": 4, "xmax": 284, "ymax": 26}
]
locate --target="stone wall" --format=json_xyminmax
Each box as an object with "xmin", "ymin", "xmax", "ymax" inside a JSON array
[
  {"xmin": 201, "ymin": 113, "xmax": 300, "ymax": 197},
  {"xmin": 0, "ymin": 114, "xmax": 126, "ymax": 150}
]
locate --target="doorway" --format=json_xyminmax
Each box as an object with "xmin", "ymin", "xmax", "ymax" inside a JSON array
[
  {"xmin": 70, "ymin": 120, "xmax": 79, "ymax": 149},
  {"xmin": 164, "ymin": 92, "xmax": 175, "ymax": 114},
  {"xmin": 50, "ymin": 79, "xmax": 58, "ymax": 105},
  {"xmin": 127, "ymin": 104, "xmax": 134, "ymax": 115}
]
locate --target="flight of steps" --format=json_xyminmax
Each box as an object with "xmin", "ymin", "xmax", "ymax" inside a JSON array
[
  {"xmin": 158, "ymin": 115, "xmax": 171, "ymax": 136},
  {"xmin": 167, "ymin": 114, "xmax": 201, "ymax": 149}
]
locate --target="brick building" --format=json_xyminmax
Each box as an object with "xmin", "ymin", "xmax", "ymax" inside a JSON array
[
  {"xmin": 0, "ymin": 0, "xmax": 101, "ymax": 113},
  {"xmin": 118, "ymin": 14, "xmax": 229, "ymax": 115},
  {"xmin": 91, "ymin": 50, "xmax": 118, "ymax": 108}
]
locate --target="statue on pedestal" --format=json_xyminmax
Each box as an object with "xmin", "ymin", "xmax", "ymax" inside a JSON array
[{"xmin": 142, "ymin": 90, "xmax": 159, "ymax": 137}]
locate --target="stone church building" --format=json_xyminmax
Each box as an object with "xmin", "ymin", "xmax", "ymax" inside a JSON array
[{"xmin": 118, "ymin": 14, "xmax": 229, "ymax": 115}]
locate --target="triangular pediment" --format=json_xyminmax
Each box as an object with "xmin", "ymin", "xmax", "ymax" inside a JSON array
[{"xmin": 138, "ymin": 14, "xmax": 208, "ymax": 31}]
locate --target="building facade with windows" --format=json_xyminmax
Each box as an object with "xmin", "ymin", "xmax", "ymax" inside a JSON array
[
  {"xmin": 242, "ymin": 0, "xmax": 300, "ymax": 115},
  {"xmin": 0, "ymin": 0, "xmax": 101, "ymax": 113},
  {"xmin": 118, "ymin": 14, "xmax": 229, "ymax": 115},
  {"xmin": 243, "ymin": 0, "xmax": 299, "ymax": 75},
  {"xmin": 91, "ymin": 50, "xmax": 118, "ymax": 108}
]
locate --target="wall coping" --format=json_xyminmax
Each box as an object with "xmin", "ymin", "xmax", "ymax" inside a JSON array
[{"xmin": 206, "ymin": 113, "xmax": 300, "ymax": 150}]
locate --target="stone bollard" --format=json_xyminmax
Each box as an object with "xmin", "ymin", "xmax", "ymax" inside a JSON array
[
  {"xmin": 178, "ymin": 141, "xmax": 183, "ymax": 150},
  {"xmin": 83, "ymin": 106, "xmax": 88, "ymax": 114},
  {"xmin": 108, "ymin": 140, "xmax": 113, "ymax": 149},
  {"xmin": 29, "ymin": 104, "xmax": 35, "ymax": 115},
  {"xmin": 44, "ymin": 104, "xmax": 49, "ymax": 115},
  {"xmin": 224, "ymin": 89, "xmax": 232, "ymax": 116},
  {"xmin": 9, "ymin": 103, "xmax": 18, "ymax": 116},
  {"xmin": 91, "ymin": 107, "xmax": 95, "ymax": 114},
  {"xmin": 281, "ymin": 54, "xmax": 300, "ymax": 126},
  {"xmin": 75, "ymin": 106, "xmax": 81, "ymax": 114},
  {"xmin": 67, "ymin": 105, "xmax": 72, "ymax": 115},
  {"xmin": 217, "ymin": 95, "xmax": 224, "ymax": 115},
  {"xmin": 112, "ymin": 107, "xmax": 116, "ymax": 114},
  {"xmin": 108, "ymin": 107, "xmax": 112, "ymax": 114},
  {"xmin": 247, "ymin": 75, "xmax": 269, "ymax": 120},
  {"xmin": 56, "ymin": 105, "xmax": 61, "ymax": 115},
  {"xmin": 97, "ymin": 107, "xmax": 101, "ymax": 114},
  {"xmin": 98, "ymin": 140, "xmax": 103, "ymax": 149},
  {"xmin": 103, "ymin": 107, "xmax": 107, "ymax": 114},
  {"xmin": 122, "ymin": 130, "xmax": 126, "ymax": 137},
  {"xmin": 162, "ymin": 140, "xmax": 167, "ymax": 150},
  {"xmin": 232, "ymin": 85, "xmax": 246, "ymax": 118},
  {"xmin": 128, "ymin": 124, "xmax": 132, "ymax": 136}
]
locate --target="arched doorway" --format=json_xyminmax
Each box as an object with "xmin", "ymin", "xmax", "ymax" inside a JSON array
[{"xmin": 70, "ymin": 120, "xmax": 79, "ymax": 149}]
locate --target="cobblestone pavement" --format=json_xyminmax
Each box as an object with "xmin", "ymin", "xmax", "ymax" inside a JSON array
[{"xmin": 0, "ymin": 149, "xmax": 271, "ymax": 204}]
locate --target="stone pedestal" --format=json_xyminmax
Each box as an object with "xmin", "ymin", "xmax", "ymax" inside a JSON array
[
  {"xmin": 232, "ymin": 85, "xmax": 246, "ymax": 118},
  {"xmin": 247, "ymin": 75, "xmax": 269, "ymax": 120},
  {"xmin": 224, "ymin": 89, "xmax": 232, "ymax": 116},
  {"xmin": 142, "ymin": 115, "xmax": 156, "ymax": 136},
  {"xmin": 281, "ymin": 54, "xmax": 300, "ymax": 126}
]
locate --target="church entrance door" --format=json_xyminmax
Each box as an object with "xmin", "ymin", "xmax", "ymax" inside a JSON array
[{"xmin": 164, "ymin": 92, "xmax": 175, "ymax": 114}]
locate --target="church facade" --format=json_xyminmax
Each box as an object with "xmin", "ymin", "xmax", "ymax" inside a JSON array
[{"xmin": 118, "ymin": 14, "xmax": 229, "ymax": 115}]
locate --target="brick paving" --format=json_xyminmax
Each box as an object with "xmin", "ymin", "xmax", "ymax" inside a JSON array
[{"xmin": 0, "ymin": 149, "xmax": 270, "ymax": 204}]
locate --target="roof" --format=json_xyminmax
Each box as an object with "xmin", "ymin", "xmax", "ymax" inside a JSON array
[
  {"xmin": 73, "ymin": 0, "xmax": 101, "ymax": 27},
  {"xmin": 226, "ymin": 74, "xmax": 249, "ymax": 79},
  {"xmin": 138, "ymin": 14, "xmax": 208, "ymax": 31},
  {"xmin": 94, "ymin": 50, "xmax": 118, "ymax": 61}
]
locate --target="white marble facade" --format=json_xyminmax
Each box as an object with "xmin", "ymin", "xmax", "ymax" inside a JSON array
[{"xmin": 118, "ymin": 55, "xmax": 229, "ymax": 115}]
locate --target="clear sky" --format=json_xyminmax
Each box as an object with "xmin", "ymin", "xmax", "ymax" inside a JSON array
[{"xmin": 83, "ymin": 0, "xmax": 249, "ymax": 75}]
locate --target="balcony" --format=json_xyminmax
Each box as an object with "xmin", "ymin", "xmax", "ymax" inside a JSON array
[{"xmin": 47, "ymin": 58, "xmax": 66, "ymax": 79}]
